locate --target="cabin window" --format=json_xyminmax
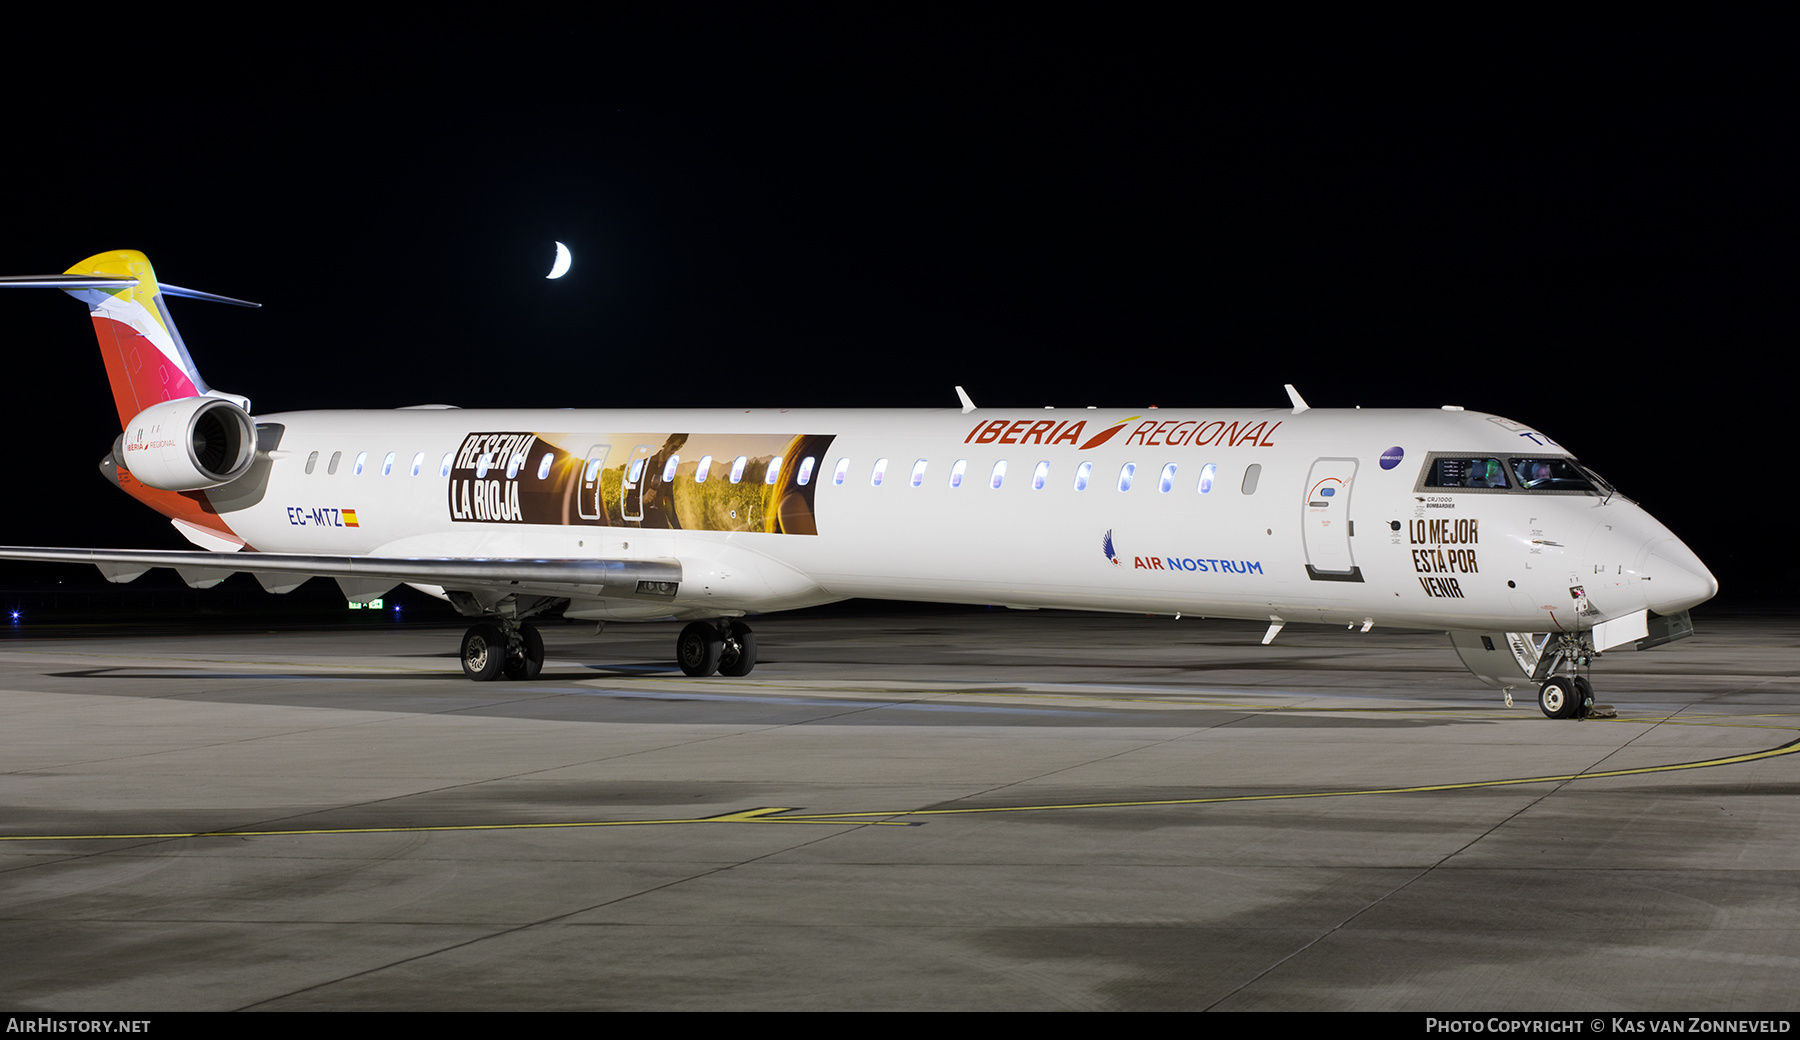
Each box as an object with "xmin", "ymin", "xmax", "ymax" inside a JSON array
[
  {"xmin": 871, "ymin": 458, "xmax": 888, "ymax": 486},
  {"xmin": 305, "ymin": 451, "xmax": 319, "ymax": 474},
  {"xmin": 353, "ymin": 451, "xmax": 368, "ymax": 476},
  {"xmin": 1158, "ymin": 463, "xmax": 1176, "ymax": 493},
  {"xmin": 1117, "ymin": 462, "xmax": 1135, "ymax": 492},
  {"xmin": 628, "ymin": 458, "xmax": 645, "ymax": 484},
  {"xmin": 328, "ymin": 451, "xmax": 341, "ymax": 475},
  {"xmin": 797, "ymin": 457, "xmax": 816, "ymax": 486},
  {"xmin": 1241, "ymin": 463, "xmax": 1261, "ymax": 495},
  {"xmin": 412, "ymin": 452, "xmax": 425, "ymax": 477},
  {"xmin": 1032, "ymin": 461, "xmax": 1049, "ymax": 490},
  {"xmin": 833, "ymin": 458, "xmax": 850, "ymax": 485},
  {"xmin": 381, "ymin": 452, "xmax": 396, "ymax": 476},
  {"xmin": 661, "ymin": 455, "xmax": 681, "ymax": 483},
  {"xmin": 441, "ymin": 453, "xmax": 454, "ymax": 478},
  {"xmin": 950, "ymin": 459, "xmax": 966, "ymax": 488},
  {"xmin": 583, "ymin": 457, "xmax": 602, "ymax": 482},
  {"xmin": 537, "ymin": 453, "xmax": 553, "ymax": 480},
  {"xmin": 910, "ymin": 459, "xmax": 927, "ymax": 487},
  {"xmin": 990, "ymin": 460, "xmax": 1006, "ymax": 489},
  {"xmin": 1074, "ymin": 461, "xmax": 1091, "ymax": 490},
  {"xmin": 765, "ymin": 457, "xmax": 783, "ymax": 484},
  {"xmin": 475, "ymin": 453, "xmax": 491, "ymax": 479},
  {"xmin": 1197, "ymin": 463, "xmax": 1215, "ymax": 493},
  {"xmin": 696, "ymin": 455, "xmax": 713, "ymax": 482},
  {"xmin": 730, "ymin": 456, "xmax": 748, "ymax": 483},
  {"xmin": 508, "ymin": 454, "xmax": 526, "ymax": 480}
]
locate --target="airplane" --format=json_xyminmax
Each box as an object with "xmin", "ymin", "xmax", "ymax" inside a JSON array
[{"xmin": 0, "ymin": 249, "xmax": 1717, "ymax": 718}]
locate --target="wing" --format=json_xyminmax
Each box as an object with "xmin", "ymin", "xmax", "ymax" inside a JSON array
[{"xmin": 0, "ymin": 545, "xmax": 681, "ymax": 605}]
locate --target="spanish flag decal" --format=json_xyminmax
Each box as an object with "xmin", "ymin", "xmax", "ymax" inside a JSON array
[{"xmin": 342, "ymin": 509, "xmax": 360, "ymax": 527}]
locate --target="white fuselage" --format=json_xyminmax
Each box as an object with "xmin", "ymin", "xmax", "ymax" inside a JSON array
[{"xmin": 212, "ymin": 405, "xmax": 1715, "ymax": 632}]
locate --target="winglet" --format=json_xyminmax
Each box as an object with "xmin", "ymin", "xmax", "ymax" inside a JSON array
[
  {"xmin": 1284, "ymin": 384, "xmax": 1310, "ymax": 414},
  {"xmin": 955, "ymin": 386, "xmax": 977, "ymax": 413}
]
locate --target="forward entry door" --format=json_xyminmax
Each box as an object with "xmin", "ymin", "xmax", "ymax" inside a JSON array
[{"xmin": 1302, "ymin": 457, "xmax": 1362, "ymax": 581}]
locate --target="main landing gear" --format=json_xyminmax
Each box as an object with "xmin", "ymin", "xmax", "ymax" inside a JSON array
[
  {"xmin": 455, "ymin": 613, "xmax": 756, "ymax": 681},
  {"xmin": 677, "ymin": 619, "xmax": 756, "ymax": 677},
  {"xmin": 460, "ymin": 619, "xmax": 546, "ymax": 682}
]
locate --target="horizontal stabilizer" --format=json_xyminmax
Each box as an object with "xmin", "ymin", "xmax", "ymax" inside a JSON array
[{"xmin": 0, "ymin": 274, "xmax": 261, "ymax": 307}]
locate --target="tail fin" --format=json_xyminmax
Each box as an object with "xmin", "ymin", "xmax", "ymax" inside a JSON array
[{"xmin": 60, "ymin": 250, "xmax": 250, "ymax": 428}]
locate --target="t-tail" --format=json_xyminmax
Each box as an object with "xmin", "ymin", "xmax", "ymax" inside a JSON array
[
  {"xmin": 47, "ymin": 249, "xmax": 254, "ymax": 426},
  {"xmin": 0, "ymin": 249, "xmax": 263, "ymax": 493}
]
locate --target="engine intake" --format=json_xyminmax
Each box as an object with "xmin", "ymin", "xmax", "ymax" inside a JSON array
[{"xmin": 116, "ymin": 396, "xmax": 257, "ymax": 491}]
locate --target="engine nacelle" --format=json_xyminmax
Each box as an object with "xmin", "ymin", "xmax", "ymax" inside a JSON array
[{"xmin": 116, "ymin": 396, "xmax": 257, "ymax": 491}]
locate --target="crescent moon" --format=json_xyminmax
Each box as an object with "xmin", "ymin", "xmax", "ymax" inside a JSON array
[{"xmin": 546, "ymin": 241, "xmax": 572, "ymax": 279}]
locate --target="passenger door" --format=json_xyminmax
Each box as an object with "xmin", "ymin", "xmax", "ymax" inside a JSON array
[
  {"xmin": 621, "ymin": 444, "xmax": 654, "ymax": 522},
  {"xmin": 578, "ymin": 445, "xmax": 610, "ymax": 520},
  {"xmin": 1302, "ymin": 457, "xmax": 1362, "ymax": 581}
]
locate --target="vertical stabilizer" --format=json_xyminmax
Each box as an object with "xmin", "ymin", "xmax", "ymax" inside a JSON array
[{"xmin": 61, "ymin": 249, "xmax": 243, "ymax": 428}]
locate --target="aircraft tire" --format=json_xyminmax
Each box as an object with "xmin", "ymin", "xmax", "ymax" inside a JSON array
[
  {"xmin": 462, "ymin": 622, "xmax": 508, "ymax": 682},
  {"xmin": 1572, "ymin": 676, "xmax": 1594, "ymax": 720},
  {"xmin": 719, "ymin": 621, "xmax": 757, "ymax": 677},
  {"xmin": 504, "ymin": 622, "xmax": 544, "ymax": 681},
  {"xmin": 678, "ymin": 621, "xmax": 724, "ymax": 677},
  {"xmin": 1538, "ymin": 676, "xmax": 1578, "ymax": 720}
]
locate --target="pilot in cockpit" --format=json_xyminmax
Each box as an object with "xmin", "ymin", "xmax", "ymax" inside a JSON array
[{"xmin": 1465, "ymin": 458, "xmax": 1504, "ymax": 488}]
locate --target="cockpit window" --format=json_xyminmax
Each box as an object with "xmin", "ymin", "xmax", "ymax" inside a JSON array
[
  {"xmin": 1416, "ymin": 452, "xmax": 1617, "ymax": 497},
  {"xmin": 1423, "ymin": 457, "xmax": 1510, "ymax": 489},
  {"xmin": 1511, "ymin": 457, "xmax": 1598, "ymax": 492}
]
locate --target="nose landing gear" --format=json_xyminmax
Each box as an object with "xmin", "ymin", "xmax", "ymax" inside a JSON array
[{"xmin": 1537, "ymin": 674, "xmax": 1602, "ymax": 720}]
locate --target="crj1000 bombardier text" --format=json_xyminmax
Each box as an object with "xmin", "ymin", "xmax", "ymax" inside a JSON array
[{"xmin": 0, "ymin": 250, "xmax": 1717, "ymax": 718}]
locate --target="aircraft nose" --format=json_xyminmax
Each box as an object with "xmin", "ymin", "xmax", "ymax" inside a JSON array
[{"xmin": 1644, "ymin": 537, "xmax": 1719, "ymax": 615}]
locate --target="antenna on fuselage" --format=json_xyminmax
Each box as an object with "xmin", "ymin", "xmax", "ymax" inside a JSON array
[
  {"xmin": 1284, "ymin": 384, "xmax": 1310, "ymax": 414},
  {"xmin": 955, "ymin": 386, "xmax": 977, "ymax": 414}
]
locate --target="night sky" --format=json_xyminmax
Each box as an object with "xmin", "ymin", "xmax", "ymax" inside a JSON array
[{"xmin": 1, "ymin": 23, "xmax": 1789, "ymax": 603}]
